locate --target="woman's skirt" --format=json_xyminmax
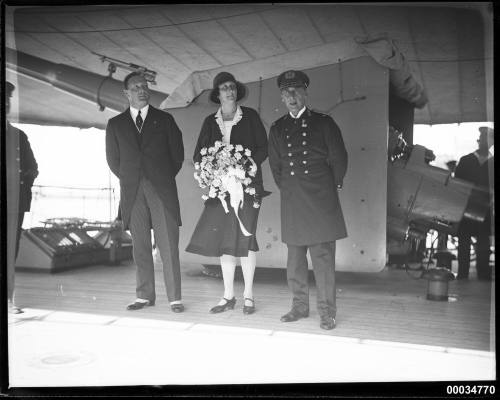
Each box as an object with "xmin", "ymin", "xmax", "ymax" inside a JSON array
[{"xmin": 185, "ymin": 194, "xmax": 260, "ymax": 258}]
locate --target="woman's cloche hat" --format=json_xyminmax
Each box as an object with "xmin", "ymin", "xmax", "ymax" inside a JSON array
[{"xmin": 209, "ymin": 71, "xmax": 247, "ymax": 104}]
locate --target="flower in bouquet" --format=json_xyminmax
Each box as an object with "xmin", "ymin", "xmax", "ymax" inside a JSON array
[
  {"xmin": 194, "ymin": 141, "xmax": 260, "ymax": 205},
  {"xmin": 193, "ymin": 141, "xmax": 261, "ymax": 235}
]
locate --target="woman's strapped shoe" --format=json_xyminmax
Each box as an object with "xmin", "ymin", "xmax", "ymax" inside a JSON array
[
  {"xmin": 243, "ymin": 298, "xmax": 255, "ymax": 315},
  {"xmin": 209, "ymin": 297, "xmax": 236, "ymax": 313}
]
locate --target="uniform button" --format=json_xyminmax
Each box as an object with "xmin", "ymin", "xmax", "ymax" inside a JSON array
[
  {"xmin": 288, "ymin": 153, "xmax": 292, "ymax": 157},
  {"xmin": 303, "ymin": 151, "xmax": 308, "ymax": 155},
  {"xmin": 302, "ymin": 141, "xmax": 307, "ymax": 145},
  {"xmin": 305, "ymin": 170, "xmax": 309, "ymax": 174},
  {"xmin": 288, "ymin": 143, "xmax": 292, "ymax": 147},
  {"xmin": 286, "ymin": 135, "xmax": 290, "ymax": 139},
  {"xmin": 302, "ymin": 132, "xmax": 307, "ymax": 136},
  {"xmin": 290, "ymin": 171, "xmax": 295, "ymax": 176},
  {"xmin": 303, "ymin": 160, "xmax": 307, "ymax": 164},
  {"xmin": 290, "ymin": 162, "xmax": 294, "ymax": 166}
]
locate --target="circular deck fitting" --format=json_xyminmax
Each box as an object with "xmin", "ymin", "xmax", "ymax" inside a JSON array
[{"xmin": 31, "ymin": 351, "xmax": 96, "ymax": 369}]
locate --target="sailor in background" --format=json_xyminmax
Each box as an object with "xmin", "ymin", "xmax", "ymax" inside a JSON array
[
  {"xmin": 268, "ymin": 70, "xmax": 348, "ymax": 330},
  {"xmin": 454, "ymin": 126, "xmax": 494, "ymax": 281},
  {"xmin": 4, "ymin": 81, "xmax": 39, "ymax": 314}
]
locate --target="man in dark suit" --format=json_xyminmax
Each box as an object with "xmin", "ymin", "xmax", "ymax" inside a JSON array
[
  {"xmin": 454, "ymin": 126, "xmax": 494, "ymax": 281},
  {"xmin": 106, "ymin": 72, "xmax": 185, "ymax": 312},
  {"xmin": 4, "ymin": 81, "xmax": 39, "ymax": 314},
  {"xmin": 268, "ymin": 70, "xmax": 348, "ymax": 330}
]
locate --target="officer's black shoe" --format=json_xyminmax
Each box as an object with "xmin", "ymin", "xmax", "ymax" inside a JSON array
[
  {"xmin": 280, "ymin": 309, "xmax": 309, "ymax": 322},
  {"xmin": 320, "ymin": 316, "xmax": 336, "ymax": 330},
  {"xmin": 171, "ymin": 303, "xmax": 185, "ymax": 313}
]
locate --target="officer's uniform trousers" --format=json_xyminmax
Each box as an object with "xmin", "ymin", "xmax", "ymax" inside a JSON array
[
  {"xmin": 129, "ymin": 178, "xmax": 181, "ymax": 303},
  {"xmin": 287, "ymin": 242, "xmax": 337, "ymax": 318}
]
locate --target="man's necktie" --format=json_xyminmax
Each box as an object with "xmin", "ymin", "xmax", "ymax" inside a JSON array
[{"xmin": 136, "ymin": 110, "xmax": 143, "ymax": 131}]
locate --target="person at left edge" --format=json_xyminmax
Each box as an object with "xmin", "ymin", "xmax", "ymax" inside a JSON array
[
  {"xmin": 5, "ymin": 81, "xmax": 39, "ymax": 314},
  {"xmin": 105, "ymin": 72, "xmax": 185, "ymax": 312}
]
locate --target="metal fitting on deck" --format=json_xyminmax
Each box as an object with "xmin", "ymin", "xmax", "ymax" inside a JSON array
[{"xmin": 422, "ymin": 267, "xmax": 456, "ymax": 301}]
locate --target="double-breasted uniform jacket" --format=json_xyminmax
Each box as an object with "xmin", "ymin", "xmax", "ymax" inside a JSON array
[
  {"xmin": 193, "ymin": 106, "xmax": 268, "ymax": 197},
  {"xmin": 106, "ymin": 106, "xmax": 184, "ymax": 230},
  {"xmin": 268, "ymin": 108, "xmax": 348, "ymax": 246}
]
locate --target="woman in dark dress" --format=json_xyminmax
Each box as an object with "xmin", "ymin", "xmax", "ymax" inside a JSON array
[{"xmin": 186, "ymin": 72, "xmax": 268, "ymax": 314}]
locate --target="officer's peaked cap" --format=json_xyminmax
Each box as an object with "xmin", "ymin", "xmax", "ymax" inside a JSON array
[{"xmin": 277, "ymin": 70, "xmax": 310, "ymax": 90}]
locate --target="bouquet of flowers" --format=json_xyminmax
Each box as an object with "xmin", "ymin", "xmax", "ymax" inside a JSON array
[{"xmin": 194, "ymin": 141, "xmax": 259, "ymax": 236}]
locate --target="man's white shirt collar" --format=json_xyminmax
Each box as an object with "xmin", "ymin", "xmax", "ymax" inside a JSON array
[
  {"xmin": 289, "ymin": 106, "xmax": 306, "ymax": 119},
  {"xmin": 130, "ymin": 104, "xmax": 149, "ymax": 121}
]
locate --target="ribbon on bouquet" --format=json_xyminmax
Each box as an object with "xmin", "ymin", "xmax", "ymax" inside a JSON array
[{"xmin": 219, "ymin": 174, "xmax": 252, "ymax": 237}]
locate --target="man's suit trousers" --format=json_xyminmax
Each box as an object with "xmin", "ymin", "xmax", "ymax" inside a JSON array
[
  {"xmin": 286, "ymin": 241, "xmax": 336, "ymax": 318},
  {"xmin": 129, "ymin": 178, "xmax": 181, "ymax": 303}
]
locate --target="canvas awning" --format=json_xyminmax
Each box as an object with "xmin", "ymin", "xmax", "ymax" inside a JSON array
[
  {"xmin": 4, "ymin": 3, "xmax": 491, "ymax": 128},
  {"xmin": 160, "ymin": 34, "xmax": 428, "ymax": 110}
]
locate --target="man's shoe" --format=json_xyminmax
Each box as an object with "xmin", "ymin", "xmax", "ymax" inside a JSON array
[
  {"xmin": 171, "ymin": 303, "xmax": 185, "ymax": 313},
  {"xmin": 320, "ymin": 316, "xmax": 336, "ymax": 330},
  {"xmin": 280, "ymin": 309, "xmax": 309, "ymax": 322},
  {"xmin": 126, "ymin": 300, "xmax": 154, "ymax": 310}
]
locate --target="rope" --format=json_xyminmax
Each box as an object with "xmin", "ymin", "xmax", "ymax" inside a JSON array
[
  {"xmin": 33, "ymin": 185, "xmax": 114, "ymax": 191},
  {"xmin": 9, "ymin": 6, "xmax": 283, "ymax": 34}
]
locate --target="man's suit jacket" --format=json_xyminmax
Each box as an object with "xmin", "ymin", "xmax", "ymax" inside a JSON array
[{"xmin": 106, "ymin": 106, "xmax": 184, "ymax": 230}]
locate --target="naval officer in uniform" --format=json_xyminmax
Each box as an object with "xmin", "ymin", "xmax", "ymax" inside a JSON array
[{"xmin": 268, "ymin": 70, "xmax": 348, "ymax": 330}]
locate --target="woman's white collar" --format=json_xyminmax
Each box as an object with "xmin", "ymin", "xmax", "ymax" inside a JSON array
[{"xmin": 215, "ymin": 105, "xmax": 243, "ymax": 135}]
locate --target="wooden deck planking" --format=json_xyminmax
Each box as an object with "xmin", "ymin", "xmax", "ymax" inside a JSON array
[{"xmin": 13, "ymin": 260, "xmax": 494, "ymax": 351}]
